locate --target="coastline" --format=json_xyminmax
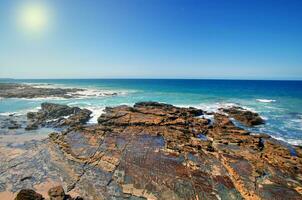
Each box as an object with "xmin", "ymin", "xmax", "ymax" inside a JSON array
[
  {"xmin": 1, "ymin": 80, "xmax": 302, "ymax": 146},
  {"xmin": 0, "ymin": 99, "xmax": 301, "ymax": 199}
]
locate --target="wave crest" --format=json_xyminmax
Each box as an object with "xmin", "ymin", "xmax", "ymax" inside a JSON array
[{"xmin": 256, "ymin": 99, "xmax": 276, "ymax": 103}]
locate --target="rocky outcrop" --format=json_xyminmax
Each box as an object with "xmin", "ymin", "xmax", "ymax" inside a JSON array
[
  {"xmin": 48, "ymin": 102, "xmax": 302, "ymax": 199},
  {"xmin": 14, "ymin": 186, "xmax": 82, "ymax": 200},
  {"xmin": 0, "ymin": 83, "xmax": 83, "ymax": 99},
  {"xmin": 219, "ymin": 106, "xmax": 265, "ymax": 126},
  {"xmin": 1, "ymin": 102, "xmax": 302, "ymax": 200},
  {"xmin": 0, "ymin": 83, "xmax": 120, "ymax": 99},
  {"xmin": 26, "ymin": 103, "xmax": 92, "ymax": 130}
]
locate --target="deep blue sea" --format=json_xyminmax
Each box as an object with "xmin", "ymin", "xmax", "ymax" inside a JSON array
[{"xmin": 1, "ymin": 79, "xmax": 302, "ymax": 145}]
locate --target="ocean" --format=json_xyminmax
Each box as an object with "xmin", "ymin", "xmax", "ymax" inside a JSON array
[{"xmin": 1, "ymin": 79, "xmax": 302, "ymax": 145}]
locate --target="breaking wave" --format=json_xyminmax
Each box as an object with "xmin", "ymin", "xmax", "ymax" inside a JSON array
[{"xmin": 256, "ymin": 99, "xmax": 276, "ymax": 103}]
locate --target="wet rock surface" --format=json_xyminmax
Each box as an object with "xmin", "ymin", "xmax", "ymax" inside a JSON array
[
  {"xmin": 26, "ymin": 103, "xmax": 92, "ymax": 130},
  {"xmin": 0, "ymin": 102, "xmax": 301, "ymax": 199},
  {"xmin": 0, "ymin": 115, "xmax": 26, "ymax": 132},
  {"xmin": 219, "ymin": 106, "xmax": 265, "ymax": 126}
]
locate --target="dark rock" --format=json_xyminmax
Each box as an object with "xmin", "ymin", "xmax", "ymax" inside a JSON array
[
  {"xmin": 15, "ymin": 189, "xmax": 44, "ymax": 200},
  {"xmin": 0, "ymin": 115, "xmax": 27, "ymax": 131},
  {"xmin": 59, "ymin": 109, "xmax": 92, "ymax": 127},
  {"xmin": 0, "ymin": 83, "xmax": 84, "ymax": 99},
  {"xmin": 13, "ymin": 186, "xmax": 82, "ymax": 200},
  {"xmin": 25, "ymin": 103, "xmax": 92, "ymax": 129},
  {"xmin": 25, "ymin": 122, "xmax": 39, "ymax": 130},
  {"xmin": 7, "ymin": 120, "xmax": 21, "ymax": 129},
  {"xmin": 0, "ymin": 83, "xmax": 119, "ymax": 99},
  {"xmin": 219, "ymin": 106, "xmax": 265, "ymax": 126}
]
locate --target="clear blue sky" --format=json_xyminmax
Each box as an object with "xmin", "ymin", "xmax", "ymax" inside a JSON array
[{"xmin": 0, "ymin": 0, "xmax": 301, "ymax": 79}]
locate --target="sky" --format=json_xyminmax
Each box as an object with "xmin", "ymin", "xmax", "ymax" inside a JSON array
[{"xmin": 0, "ymin": 0, "xmax": 302, "ymax": 79}]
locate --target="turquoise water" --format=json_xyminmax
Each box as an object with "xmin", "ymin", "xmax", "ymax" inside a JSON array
[{"xmin": 1, "ymin": 79, "xmax": 302, "ymax": 145}]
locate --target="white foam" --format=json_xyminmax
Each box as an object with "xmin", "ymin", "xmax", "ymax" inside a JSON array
[
  {"xmin": 3, "ymin": 89, "xmax": 129, "ymax": 101},
  {"xmin": 176, "ymin": 102, "xmax": 254, "ymax": 113},
  {"xmin": 24, "ymin": 83, "xmax": 64, "ymax": 89},
  {"xmin": 271, "ymin": 136, "xmax": 302, "ymax": 146},
  {"xmin": 70, "ymin": 88, "xmax": 120, "ymax": 98},
  {"xmin": 21, "ymin": 82, "xmax": 132, "ymax": 99},
  {"xmin": 19, "ymin": 97, "xmax": 67, "ymax": 101},
  {"xmin": 256, "ymin": 99, "xmax": 276, "ymax": 103},
  {"xmin": 67, "ymin": 102, "xmax": 92, "ymax": 106},
  {"xmin": 0, "ymin": 106, "xmax": 40, "ymax": 116},
  {"xmin": 85, "ymin": 106, "xmax": 105, "ymax": 124}
]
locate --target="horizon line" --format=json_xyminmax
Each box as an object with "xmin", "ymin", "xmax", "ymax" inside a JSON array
[{"xmin": 1, "ymin": 77, "xmax": 302, "ymax": 81}]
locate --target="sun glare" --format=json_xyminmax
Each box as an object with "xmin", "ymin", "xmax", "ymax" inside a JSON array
[{"xmin": 17, "ymin": 2, "xmax": 51, "ymax": 36}]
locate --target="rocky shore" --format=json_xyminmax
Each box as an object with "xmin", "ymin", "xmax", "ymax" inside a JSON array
[
  {"xmin": 0, "ymin": 102, "xmax": 301, "ymax": 199},
  {"xmin": 0, "ymin": 83, "xmax": 83, "ymax": 99},
  {"xmin": 0, "ymin": 83, "xmax": 118, "ymax": 99}
]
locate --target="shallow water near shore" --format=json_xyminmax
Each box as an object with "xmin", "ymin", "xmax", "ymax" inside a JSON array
[{"xmin": 1, "ymin": 79, "xmax": 302, "ymax": 145}]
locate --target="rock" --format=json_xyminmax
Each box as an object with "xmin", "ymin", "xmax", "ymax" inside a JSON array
[
  {"xmin": 0, "ymin": 115, "xmax": 27, "ymax": 132},
  {"xmin": 48, "ymin": 186, "xmax": 65, "ymax": 200},
  {"xmin": 25, "ymin": 103, "xmax": 92, "ymax": 129},
  {"xmin": 2, "ymin": 102, "xmax": 302, "ymax": 200},
  {"xmin": 41, "ymin": 103, "xmax": 82, "ymax": 119},
  {"xmin": 0, "ymin": 83, "xmax": 84, "ymax": 99},
  {"xmin": 0, "ymin": 83, "xmax": 119, "ymax": 99},
  {"xmin": 219, "ymin": 106, "xmax": 265, "ymax": 126},
  {"xmin": 59, "ymin": 109, "xmax": 92, "ymax": 127},
  {"xmin": 15, "ymin": 189, "xmax": 44, "ymax": 200},
  {"xmin": 7, "ymin": 120, "xmax": 21, "ymax": 129},
  {"xmin": 13, "ymin": 186, "xmax": 82, "ymax": 200},
  {"xmin": 25, "ymin": 122, "xmax": 39, "ymax": 130}
]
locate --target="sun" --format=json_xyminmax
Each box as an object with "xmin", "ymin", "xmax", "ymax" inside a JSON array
[{"xmin": 17, "ymin": 2, "xmax": 50, "ymax": 35}]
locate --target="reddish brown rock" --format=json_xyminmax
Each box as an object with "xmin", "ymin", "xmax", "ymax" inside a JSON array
[{"xmin": 10, "ymin": 102, "xmax": 302, "ymax": 199}]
